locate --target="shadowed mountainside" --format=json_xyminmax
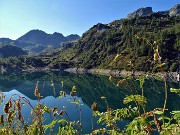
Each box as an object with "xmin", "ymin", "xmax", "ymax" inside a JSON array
[{"xmin": 0, "ymin": 44, "xmax": 27, "ymax": 58}]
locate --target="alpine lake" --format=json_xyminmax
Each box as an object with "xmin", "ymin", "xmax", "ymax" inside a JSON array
[{"xmin": 0, "ymin": 71, "xmax": 179, "ymax": 134}]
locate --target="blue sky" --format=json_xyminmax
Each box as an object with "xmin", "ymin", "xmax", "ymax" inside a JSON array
[{"xmin": 0, "ymin": 0, "xmax": 179, "ymax": 39}]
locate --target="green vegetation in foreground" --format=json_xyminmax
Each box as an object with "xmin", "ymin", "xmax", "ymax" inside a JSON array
[{"xmin": 0, "ymin": 38, "xmax": 180, "ymax": 135}]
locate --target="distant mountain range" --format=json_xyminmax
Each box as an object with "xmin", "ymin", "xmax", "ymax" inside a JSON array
[{"xmin": 0, "ymin": 30, "xmax": 80, "ymax": 53}]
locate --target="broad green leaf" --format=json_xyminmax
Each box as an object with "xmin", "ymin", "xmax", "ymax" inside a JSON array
[{"xmin": 170, "ymin": 88, "xmax": 180, "ymax": 93}]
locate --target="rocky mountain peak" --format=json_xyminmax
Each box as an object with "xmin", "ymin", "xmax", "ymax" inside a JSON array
[
  {"xmin": 126, "ymin": 7, "xmax": 153, "ymax": 19},
  {"xmin": 52, "ymin": 32, "xmax": 64, "ymax": 37},
  {"xmin": 126, "ymin": 4, "xmax": 180, "ymax": 19},
  {"xmin": 25, "ymin": 29, "xmax": 46, "ymax": 36},
  {"xmin": 66, "ymin": 34, "xmax": 80, "ymax": 41},
  {"xmin": 16, "ymin": 29, "xmax": 80, "ymax": 47},
  {"xmin": 169, "ymin": 4, "xmax": 180, "ymax": 17}
]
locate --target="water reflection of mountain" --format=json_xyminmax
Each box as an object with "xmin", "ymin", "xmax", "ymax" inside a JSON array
[{"xmin": 0, "ymin": 71, "xmax": 179, "ymax": 112}]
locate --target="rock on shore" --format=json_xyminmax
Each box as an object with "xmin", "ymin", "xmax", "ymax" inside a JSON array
[{"xmin": 64, "ymin": 68, "xmax": 179, "ymax": 82}]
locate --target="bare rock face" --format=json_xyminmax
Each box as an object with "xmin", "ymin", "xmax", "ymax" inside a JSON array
[
  {"xmin": 126, "ymin": 7, "xmax": 153, "ymax": 19},
  {"xmin": 169, "ymin": 4, "xmax": 180, "ymax": 17},
  {"xmin": 126, "ymin": 4, "xmax": 180, "ymax": 19},
  {"xmin": 94, "ymin": 23, "xmax": 111, "ymax": 31},
  {"xmin": 156, "ymin": 11, "xmax": 169, "ymax": 15}
]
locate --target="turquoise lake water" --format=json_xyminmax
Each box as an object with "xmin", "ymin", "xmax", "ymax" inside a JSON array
[{"xmin": 0, "ymin": 71, "xmax": 179, "ymax": 134}]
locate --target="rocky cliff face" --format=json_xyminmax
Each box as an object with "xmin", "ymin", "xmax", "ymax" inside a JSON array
[
  {"xmin": 95, "ymin": 23, "xmax": 111, "ymax": 31},
  {"xmin": 126, "ymin": 4, "xmax": 180, "ymax": 19},
  {"xmin": 169, "ymin": 4, "xmax": 180, "ymax": 17},
  {"xmin": 126, "ymin": 7, "xmax": 153, "ymax": 19}
]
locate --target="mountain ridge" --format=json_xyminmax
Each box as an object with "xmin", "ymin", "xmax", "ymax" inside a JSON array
[
  {"xmin": 126, "ymin": 4, "xmax": 180, "ymax": 19},
  {"xmin": 16, "ymin": 29, "xmax": 80, "ymax": 46},
  {"xmin": 0, "ymin": 29, "xmax": 80, "ymax": 54}
]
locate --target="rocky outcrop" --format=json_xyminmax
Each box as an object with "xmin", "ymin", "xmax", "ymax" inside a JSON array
[
  {"xmin": 156, "ymin": 11, "xmax": 169, "ymax": 15},
  {"xmin": 126, "ymin": 4, "xmax": 180, "ymax": 19},
  {"xmin": 169, "ymin": 4, "xmax": 180, "ymax": 17},
  {"xmin": 95, "ymin": 23, "xmax": 111, "ymax": 31},
  {"xmin": 155, "ymin": 4, "xmax": 180, "ymax": 17},
  {"xmin": 126, "ymin": 7, "xmax": 153, "ymax": 19}
]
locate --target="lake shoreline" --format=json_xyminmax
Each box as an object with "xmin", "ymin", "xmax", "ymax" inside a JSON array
[
  {"xmin": 64, "ymin": 67, "xmax": 179, "ymax": 82},
  {"xmin": 1, "ymin": 66, "xmax": 179, "ymax": 82}
]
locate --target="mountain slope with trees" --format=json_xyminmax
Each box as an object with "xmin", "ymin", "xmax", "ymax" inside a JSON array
[{"xmin": 49, "ymin": 6, "xmax": 179, "ymax": 72}]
